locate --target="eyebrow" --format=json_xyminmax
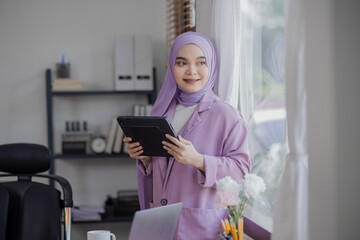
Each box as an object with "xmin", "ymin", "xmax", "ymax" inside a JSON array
[{"xmin": 175, "ymin": 56, "xmax": 206, "ymax": 60}]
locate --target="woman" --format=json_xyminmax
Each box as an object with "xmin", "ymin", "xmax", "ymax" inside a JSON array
[{"xmin": 124, "ymin": 32, "xmax": 250, "ymax": 240}]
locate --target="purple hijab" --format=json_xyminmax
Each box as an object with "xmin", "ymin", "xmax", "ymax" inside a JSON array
[
  {"xmin": 150, "ymin": 32, "xmax": 218, "ymax": 118},
  {"xmin": 137, "ymin": 32, "xmax": 218, "ymax": 210}
]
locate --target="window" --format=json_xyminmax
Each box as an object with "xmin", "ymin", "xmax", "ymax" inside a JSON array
[
  {"xmin": 238, "ymin": 0, "xmax": 287, "ymax": 230},
  {"xmin": 166, "ymin": 0, "xmax": 196, "ymax": 54}
]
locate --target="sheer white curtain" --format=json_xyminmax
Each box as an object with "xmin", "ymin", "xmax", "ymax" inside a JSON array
[
  {"xmin": 211, "ymin": 0, "xmax": 257, "ymax": 122},
  {"xmin": 211, "ymin": 0, "xmax": 242, "ymax": 113},
  {"xmin": 206, "ymin": 0, "xmax": 308, "ymax": 238},
  {"xmin": 271, "ymin": 0, "xmax": 309, "ymax": 238}
]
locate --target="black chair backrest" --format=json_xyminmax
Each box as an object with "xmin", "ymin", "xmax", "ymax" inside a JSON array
[
  {"xmin": 0, "ymin": 186, "xmax": 9, "ymax": 240},
  {"xmin": 0, "ymin": 143, "xmax": 50, "ymax": 174},
  {"xmin": 0, "ymin": 143, "xmax": 72, "ymax": 240}
]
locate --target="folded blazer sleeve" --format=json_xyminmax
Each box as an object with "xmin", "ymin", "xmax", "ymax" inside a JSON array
[{"xmin": 197, "ymin": 118, "xmax": 250, "ymax": 188}]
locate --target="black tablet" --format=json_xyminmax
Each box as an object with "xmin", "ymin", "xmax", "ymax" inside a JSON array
[{"xmin": 117, "ymin": 116, "xmax": 177, "ymax": 157}]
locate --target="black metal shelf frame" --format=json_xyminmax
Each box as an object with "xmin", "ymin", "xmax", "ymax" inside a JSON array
[
  {"xmin": 45, "ymin": 68, "xmax": 157, "ymax": 174},
  {"xmin": 71, "ymin": 216, "xmax": 134, "ymax": 224},
  {"xmin": 53, "ymin": 153, "xmax": 129, "ymax": 159}
]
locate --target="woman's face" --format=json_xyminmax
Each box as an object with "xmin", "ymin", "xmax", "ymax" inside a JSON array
[{"xmin": 173, "ymin": 44, "xmax": 209, "ymax": 93}]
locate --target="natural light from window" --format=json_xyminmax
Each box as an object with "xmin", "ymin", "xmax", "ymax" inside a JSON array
[{"xmin": 237, "ymin": 0, "xmax": 287, "ymax": 231}]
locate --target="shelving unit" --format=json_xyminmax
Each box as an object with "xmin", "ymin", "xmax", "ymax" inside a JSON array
[
  {"xmin": 45, "ymin": 68, "xmax": 156, "ymax": 175},
  {"xmin": 45, "ymin": 68, "xmax": 156, "ymax": 223}
]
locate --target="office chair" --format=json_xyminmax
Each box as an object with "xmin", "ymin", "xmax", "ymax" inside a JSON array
[
  {"xmin": 0, "ymin": 185, "xmax": 9, "ymax": 240},
  {"xmin": 0, "ymin": 143, "xmax": 73, "ymax": 240}
]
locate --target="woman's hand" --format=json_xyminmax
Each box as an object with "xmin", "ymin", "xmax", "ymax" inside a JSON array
[
  {"xmin": 162, "ymin": 134, "xmax": 204, "ymax": 171},
  {"xmin": 123, "ymin": 137, "xmax": 151, "ymax": 168}
]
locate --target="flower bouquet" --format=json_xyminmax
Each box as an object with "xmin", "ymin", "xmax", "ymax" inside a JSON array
[{"xmin": 215, "ymin": 174, "xmax": 266, "ymax": 240}]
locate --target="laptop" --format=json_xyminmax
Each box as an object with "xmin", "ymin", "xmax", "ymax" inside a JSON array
[{"xmin": 128, "ymin": 203, "xmax": 182, "ymax": 240}]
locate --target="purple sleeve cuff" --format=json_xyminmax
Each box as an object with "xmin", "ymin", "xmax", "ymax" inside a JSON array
[
  {"xmin": 196, "ymin": 118, "xmax": 251, "ymax": 188},
  {"xmin": 197, "ymin": 155, "xmax": 217, "ymax": 187},
  {"xmin": 197, "ymin": 154, "xmax": 250, "ymax": 188},
  {"xmin": 136, "ymin": 159, "xmax": 153, "ymax": 176}
]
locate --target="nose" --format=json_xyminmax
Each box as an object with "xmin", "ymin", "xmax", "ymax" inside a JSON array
[{"xmin": 186, "ymin": 64, "xmax": 197, "ymax": 75}]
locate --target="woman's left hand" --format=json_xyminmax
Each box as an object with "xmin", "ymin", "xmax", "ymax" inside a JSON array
[{"xmin": 162, "ymin": 134, "xmax": 204, "ymax": 171}]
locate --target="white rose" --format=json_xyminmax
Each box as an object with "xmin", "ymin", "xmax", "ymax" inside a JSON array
[
  {"xmin": 216, "ymin": 176, "xmax": 242, "ymax": 194},
  {"xmin": 243, "ymin": 174, "xmax": 266, "ymax": 198}
]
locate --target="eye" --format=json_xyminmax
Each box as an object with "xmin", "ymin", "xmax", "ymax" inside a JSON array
[
  {"xmin": 198, "ymin": 61, "xmax": 207, "ymax": 66},
  {"xmin": 176, "ymin": 61, "xmax": 186, "ymax": 66}
]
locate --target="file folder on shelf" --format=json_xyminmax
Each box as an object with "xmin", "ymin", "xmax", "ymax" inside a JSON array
[
  {"xmin": 134, "ymin": 35, "xmax": 153, "ymax": 91},
  {"xmin": 115, "ymin": 35, "xmax": 153, "ymax": 91},
  {"xmin": 115, "ymin": 35, "xmax": 134, "ymax": 91}
]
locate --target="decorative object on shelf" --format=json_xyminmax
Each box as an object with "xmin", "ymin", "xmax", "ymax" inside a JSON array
[
  {"xmin": 53, "ymin": 54, "xmax": 85, "ymax": 91},
  {"xmin": 56, "ymin": 54, "xmax": 71, "ymax": 78},
  {"xmin": 90, "ymin": 135, "xmax": 107, "ymax": 154},
  {"xmin": 215, "ymin": 174, "xmax": 266, "ymax": 240},
  {"xmin": 133, "ymin": 104, "xmax": 153, "ymax": 116},
  {"xmin": 62, "ymin": 120, "xmax": 91, "ymax": 154}
]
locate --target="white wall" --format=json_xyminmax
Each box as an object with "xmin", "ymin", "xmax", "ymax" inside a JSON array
[
  {"xmin": 0, "ymin": 0, "xmax": 166, "ymax": 144},
  {"xmin": 0, "ymin": 0, "xmax": 166, "ymax": 239},
  {"xmin": 306, "ymin": 0, "xmax": 360, "ymax": 239}
]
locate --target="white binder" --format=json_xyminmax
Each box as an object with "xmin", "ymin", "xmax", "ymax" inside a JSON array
[
  {"xmin": 115, "ymin": 35, "xmax": 135, "ymax": 91},
  {"xmin": 115, "ymin": 35, "xmax": 153, "ymax": 91},
  {"xmin": 134, "ymin": 35, "xmax": 153, "ymax": 90}
]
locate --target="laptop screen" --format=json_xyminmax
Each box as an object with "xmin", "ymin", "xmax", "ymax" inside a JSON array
[{"xmin": 128, "ymin": 203, "xmax": 182, "ymax": 240}]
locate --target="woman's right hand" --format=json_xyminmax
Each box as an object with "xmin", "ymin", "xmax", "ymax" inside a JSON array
[{"xmin": 123, "ymin": 137, "xmax": 151, "ymax": 168}]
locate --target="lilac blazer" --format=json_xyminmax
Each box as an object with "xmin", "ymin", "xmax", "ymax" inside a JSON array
[{"xmin": 137, "ymin": 91, "xmax": 251, "ymax": 240}]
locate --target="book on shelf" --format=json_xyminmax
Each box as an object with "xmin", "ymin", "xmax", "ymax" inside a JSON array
[
  {"xmin": 71, "ymin": 205, "xmax": 104, "ymax": 222},
  {"xmin": 145, "ymin": 104, "xmax": 153, "ymax": 116},
  {"xmin": 52, "ymin": 78, "xmax": 85, "ymax": 91},
  {"xmin": 133, "ymin": 104, "xmax": 153, "ymax": 116},
  {"xmin": 105, "ymin": 117, "xmax": 118, "ymax": 154},
  {"xmin": 139, "ymin": 105, "xmax": 146, "ymax": 116},
  {"xmin": 113, "ymin": 124, "xmax": 124, "ymax": 154},
  {"xmin": 133, "ymin": 105, "xmax": 141, "ymax": 117}
]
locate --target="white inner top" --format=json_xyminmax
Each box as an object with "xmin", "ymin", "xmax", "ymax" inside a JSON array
[{"xmin": 171, "ymin": 104, "xmax": 198, "ymax": 134}]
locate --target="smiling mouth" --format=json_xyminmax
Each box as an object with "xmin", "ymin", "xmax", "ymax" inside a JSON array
[{"xmin": 184, "ymin": 79, "xmax": 200, "ymax": 84}]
